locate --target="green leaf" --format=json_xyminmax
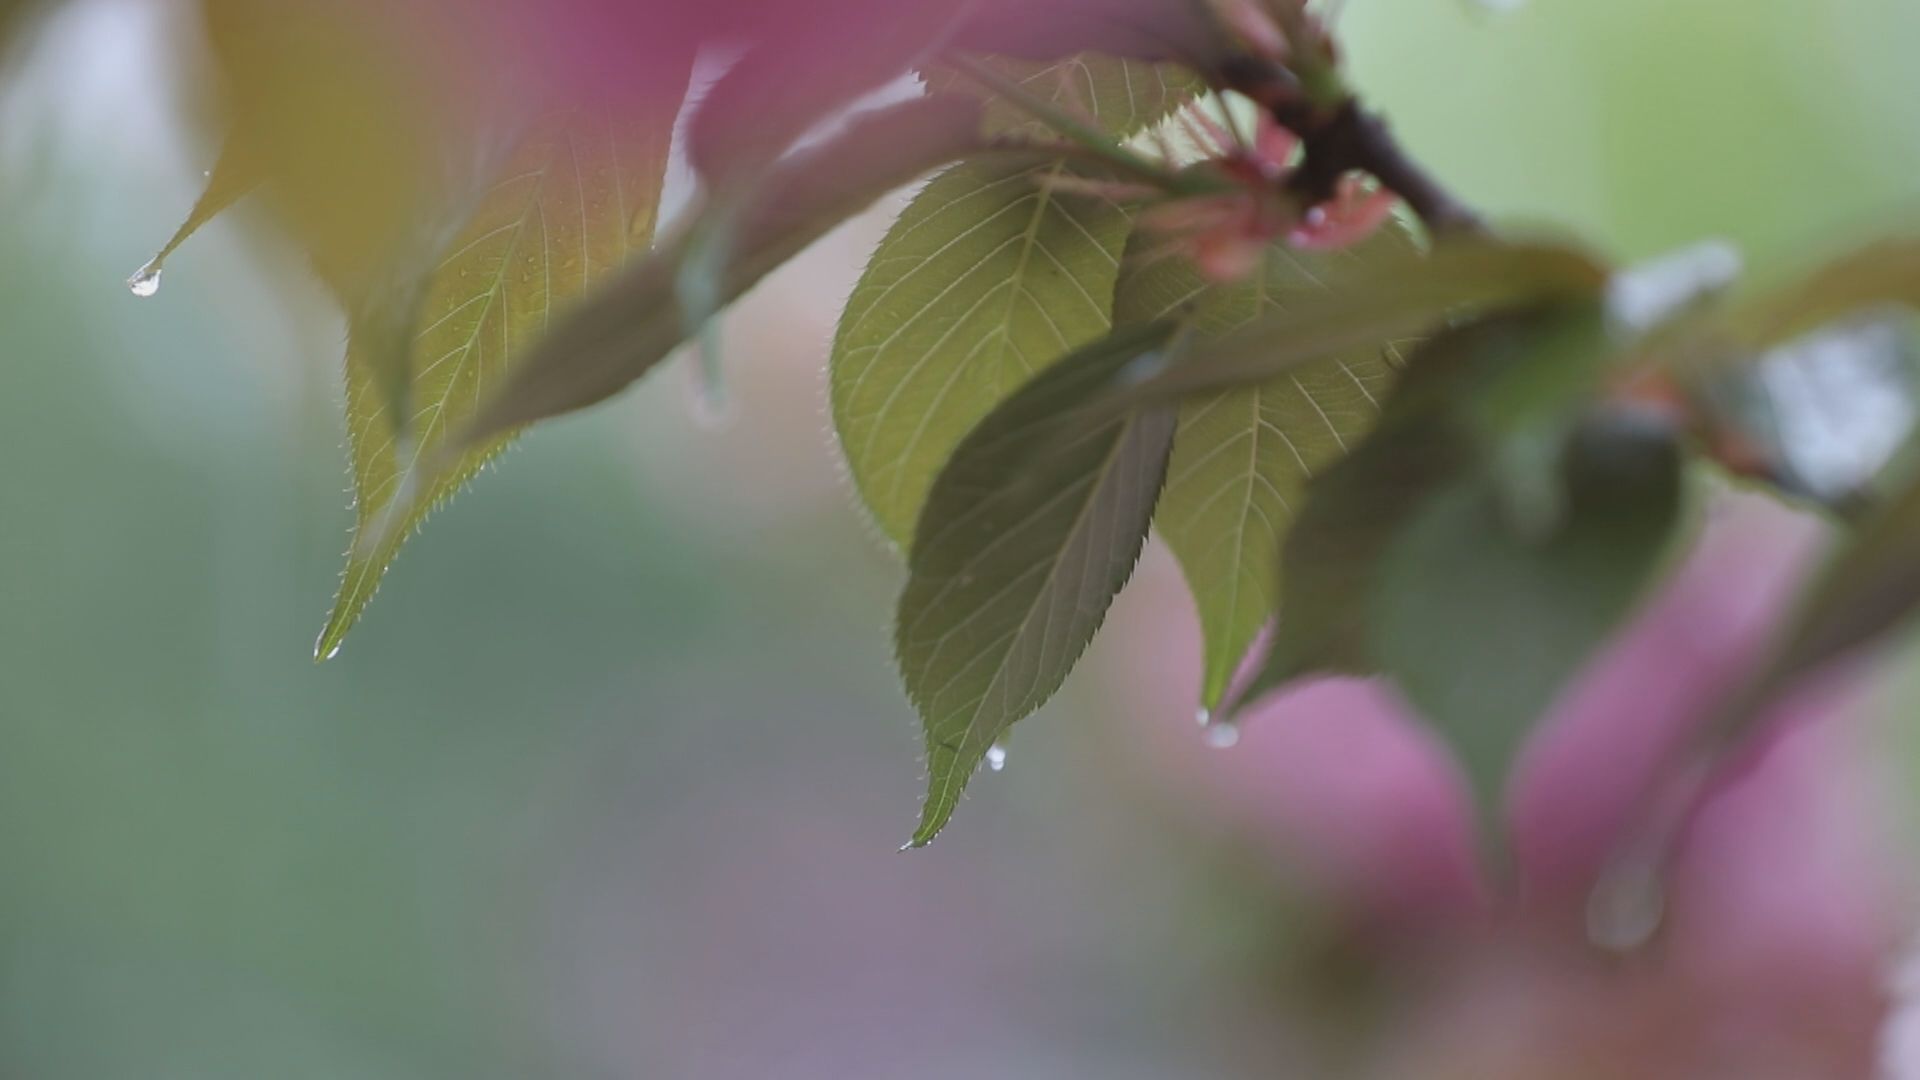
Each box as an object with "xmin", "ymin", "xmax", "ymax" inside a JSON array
[
  {"xmin": 923, "ymin": 54, "xmax": 1198, "ymax": 138},
  {"xmin": 130, "ymin": 134, "xmax": 260, "ymax": 295},
  {"xmin": 449, "ymin": 96, "xmax": 993, "ymax": 453},
  {"xmin": 317, "ymin": 101, "xmax": 680, "ymax": 658},
  {"xmin": 833, "ymin": 158, "xmax": 1134, "ymax": 544},
  {"xmin": 1370, "ymin": 417, "xmax": 1686, "ymax": 834},
  {"xmin": 1247, "ymin": 415, "xmax": 1472, "ymax": 699},
  {"xmin": 1216, "ymin": 306, "xmax": 1687, "ymax": 843},
  {"xmin": 1112, "ymin": 226, "xmax": 1421, "ymax": 711},
  {"xmin": 1121, "ymin": 237, "xmax": 1613, "ymax": 405},
  {"xmin": 1731, "ymin": 238, "xmax": 1920, "ymax": 350},
  {"xmin": 898, "ymin": 322, "xmax": 1181, "ymax": 845},
  {"xmin": 1239, "ymin": 315, "xmax": 1544, "ymax": 703},
  {"xmin": 833, "ymin": 57, "xmax": 1190, "ymax": 545}
]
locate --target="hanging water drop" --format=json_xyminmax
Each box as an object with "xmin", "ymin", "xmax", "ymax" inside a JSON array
[
  {"xmin": 1203, "ymin": 720, "xmax": 1241, "ymax": 749},
  {"xmin": 1195, "ymin": 707, "xmax": 1211, "ymax": 728},
  {"xmin": 985, "ymin": 743, "xmax": 1008, "ymax": 772},
  {"xmin": 127, "ymin": 259, "xmax": 163, "ymax": 298}
]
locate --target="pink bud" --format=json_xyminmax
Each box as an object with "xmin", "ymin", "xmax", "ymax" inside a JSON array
[{"xmin": 1287, "ymin": 176, "xmax": 1399, "ymax": 251}]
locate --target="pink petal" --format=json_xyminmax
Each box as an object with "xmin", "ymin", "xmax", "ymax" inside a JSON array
[{"xmin": 1287, "ymin": 183, "xmax": 1399, "ymax": 251}]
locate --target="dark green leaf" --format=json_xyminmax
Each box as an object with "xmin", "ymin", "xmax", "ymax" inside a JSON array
[
  {"xmin": 1241, "ymin": 315, "xmax": 1550, "ymax": 703},
  {"xmin": 898, "ymin": 322, "xmax": 1181, "ymax": 845},
  {"xmin": 1246, "ymin": 416, "xmax": 1471, "ymax": 700},
  {"xmin": 1370, "ymin": 416, "xmax": 1687, "ymax": 833}
]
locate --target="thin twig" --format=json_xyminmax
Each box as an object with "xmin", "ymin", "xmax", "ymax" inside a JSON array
[{"xmin": 1218, "ymin": 51, "xmax": 1487, "ymax": 237}]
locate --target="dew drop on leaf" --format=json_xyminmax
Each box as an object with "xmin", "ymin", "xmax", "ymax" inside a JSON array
[
  {"xmin": 985, "ymin": 743, "xmax": 1008, "ymax": 772},
  {"xmin": 1203, "ymin": 719, "xmax": 1241, "ymax": 749},
  {"xmin": 127, "ymin": 260, "xmax": 163, "ymax": 298}
]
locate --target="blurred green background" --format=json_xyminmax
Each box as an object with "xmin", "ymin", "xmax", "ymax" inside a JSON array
[{"xmin": 2, "ymin": 1, "xmax": 1918, "ymax": 1077}]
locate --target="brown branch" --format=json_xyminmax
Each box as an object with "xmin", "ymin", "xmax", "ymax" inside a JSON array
[{"xmin": 1220, "ymin": 55, "xmax": 1487, "ymax": 238}]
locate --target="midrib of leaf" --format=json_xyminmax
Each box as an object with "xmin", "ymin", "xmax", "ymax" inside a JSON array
[
  {"xmin": 883, "ymin": 161, "xmax": 1089, "ymax": 509},
  {"xmin": 835, "ymin": 157, "xmax": 1128, "ymax": 544},
  {"xmin": 912, "ymin": 409, "xmax": 1167, "ymax": 844},
  {"xmin": 319, "ymin": 110, "xmax": 672, "ymax": 657},
  {"xmin": 833, "ymin": 56, "xmax": 1193, "ymax": 546},
  {"xmin": 899, "ymin": 323, "xmax": 1180, "ymax": 845}
]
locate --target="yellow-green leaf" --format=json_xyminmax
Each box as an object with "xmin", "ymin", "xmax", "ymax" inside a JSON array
[
  {"xmin": 923, "ymin": 54, "xmax": 1198, "ymax": 139},
  {"xmin": 1113, "ymin": 226, "xmax": 1421, "ymax": 711},
  {"xmin": 832, "ymin": 57, "xmax": 1192, "ymax": 545},
  {"xmin": 450, "ymin": 96, "xmax": 994, "ymax": 449},
  {"xmin": 317, "ymin": 104, "xmax": 678, "ymax": 659}
]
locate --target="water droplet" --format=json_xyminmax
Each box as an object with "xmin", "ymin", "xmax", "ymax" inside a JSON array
[
  {"xmin": 1586, "ymin": 855, "xmax": 1667, "ymax": 953},
  {"xmin": 127, "ymin": 260, "xmax": 163, "ymax": 298},
  {"xmin": 1195, "ymin": 707, "xmax": 1211, "ymax": 728},
  {"xmin": 985, "ymin": 743, "xmax": 1008, "ymax": 772},
  {"xmin": 1204, "ymin": 720, "xmax": 1241, "ymax": 749}
]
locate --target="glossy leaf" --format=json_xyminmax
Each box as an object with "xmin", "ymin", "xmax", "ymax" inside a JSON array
[
  {"xmin": 1112, "ymin": 226, "xmax": 1420, "ymax": 711},
  {"xmin": 1370, "ymin": 417, "xmax": 1686, "ymax": 831},
  {"xmin": 318, "ymin": 100, "xmax": 681, "ymax": 657},
  {"xmin": 898, "ymin": 322, "xmax": 1181, "ymax": 845},
  {"xmin": 833, "ymin": 57, "xmax": 1191, "ymax": 544}
]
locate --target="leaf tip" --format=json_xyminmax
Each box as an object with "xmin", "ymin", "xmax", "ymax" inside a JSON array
[{"xmin": 312, "ymin": 624, "xmax": 346, "ymax": 663}]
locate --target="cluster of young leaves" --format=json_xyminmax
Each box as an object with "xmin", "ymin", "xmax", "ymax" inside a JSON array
[{"xmin": 123, "ymin": 0, "xmax": 1920, "ymax": 854}]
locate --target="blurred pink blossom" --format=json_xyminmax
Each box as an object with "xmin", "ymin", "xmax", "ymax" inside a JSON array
[{"xmin": 1104, "ymin": 492, "xmax": 1916, "ymax": 1074}]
